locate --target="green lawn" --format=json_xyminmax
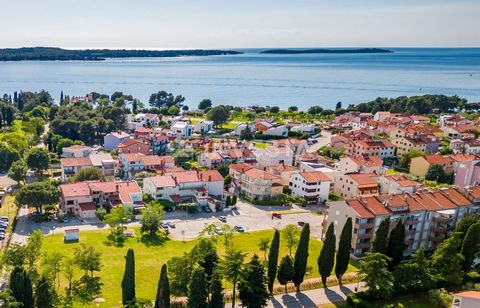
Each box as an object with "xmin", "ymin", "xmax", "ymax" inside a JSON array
[
  {"xmin": 42, "ymin": 229, "xmax": 358, "ymax": 307},
  {"xmin": 253, "ymin": 141, "xmax": 270, "ymax": 149},
  {"xmin": 0, "ymin": 195, "xmax": 18, "ymax": 233}
]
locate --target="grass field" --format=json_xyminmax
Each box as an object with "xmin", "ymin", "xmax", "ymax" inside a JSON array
[
  {"xmin": 41, "ymin": 228, "xmax": 358, "ymax": 307},
  {"xmin": 253, "ymin": 141, "xmax": 270, "ymax": 149},
  {"xmin": 0, "ymin": 195, "xmax": 18, "ymax": 233}
]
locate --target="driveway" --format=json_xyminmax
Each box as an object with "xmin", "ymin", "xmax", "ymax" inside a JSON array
[{"xmin": 307, "ymin": 131, "xmax": 332, "ymax": 153}]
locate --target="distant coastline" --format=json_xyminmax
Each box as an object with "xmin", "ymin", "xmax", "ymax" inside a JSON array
[
  {"xmin": 260, "ymin": 48, "xmax": 392, "ymax": 54},
  {"xmin": 0, "ymin": 47, "xmax": 243, "ymax": 61}
]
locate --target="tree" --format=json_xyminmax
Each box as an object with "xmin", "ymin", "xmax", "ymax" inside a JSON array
[
  {"xmin": 187, "ymin": 268, "xmax": 208, "ymax": 308},
  {"xmin": 238, "ymin": 254, "xmax": 269, "ymax": 308},
  {"xmin": 206, "ymin": 106, "xmax": 228, "ymax": 127},
  {"xmin": 460, "ymin": 222, "xmax": 480, "ymax": 271},
  {"xmin": 216, "ymin": 163, "xmax": 229, "ymax": 177},
  {"xmin": 63, "ymin": 257, "xmax": 75, "ymax": 296},
  {"xmin": 430, "ymin": 233, "xmax": 464, "ymax": 286},
  {"xmin": 26, "ymin": 147, "xmax": 50, "ymax": 174},
  {"xmin": 359, "ymin": 253, "xmax": 394, "ymax": 299},
  {"xmin": 221, "ymin": 249, "xmax": 246, "ymax": 308},
  {"xmin": 192, "ymin": 238, "xmax": 219, "ymax": 284},
  {"xmin": 318, "ymin": 223, "xmax": 336, "ymax": 286},
  {"xmin": 371, "ymin": 216, "xmax": 390, "ymax": 254},
  {"xmin": 122, "ymin": 249, "xmax": 136, "ymax": 305},
  {"xmin": 72, "ymin": 167, "xmax": 105, "ymax": 182},
  {"xmin": 198, "ymin": 99, "xmax": 212, "ymax": 110},
  {"xmin": 267, "ymin": 230, "xmax": 280, "ymax": 294},
  {"xmin": 167, "ymin": 252, "xmax": 195, "ymax": 296},
  {"xmin": 55, "ymin": 138, "xmax": 74, "ymax": 155},
  {"xmin": 425, "ymin": 164, "xmax": 450, "ymax": 183},
  {"xmin": 269, "ymin": 106, "xmax": 280, "ymax": 113},
  {"xmin": 25, "ymin": 230, "xmax": 43, "ymax": 271},
  {"xmin": 307, "ymin": 106, "xmax": 323, "ymax": 115},
  {"xmin": 277, "ymin": 255, "xmax": 294, "ymax": 294},
  {"xmin": 209, "ymin": 269, "xmax": 224, "ymax": 308},
  {"xmin": 8, "ymin": 160, "xmax": 27, "ymax": 184},
  {"xmin": 35, "ymin": 274, "xmax": 56, "ymax": 308},
  {"xmin": 282, "ymin": 224, "xmax": 300, "ymax": 256},
  {"xmin": 288, "ymin": 106, "xmax": 298, "ymax": 112},
  {"xmin": 140, "ymin": 202, "xmax": 165, "ymax": 236},
  {"xmin": 335, "ymin": 218, "xmax": 352, "ymax": 285},
  {"xmin": 15, "ymin": 181, "xmax": 59, "ymax": 213},
  {"xmin": 105, "ymin": 206, "xmax": 133, "ymax": 239},
  {"xmin": 168, "ymin": 106, "xmax": 179, "ymax": 116},
  {"xmin": 257, "ymin": 237, "xmax": 270, "ymax": 260},
  {"xmin": 335, "ymin": 102, "xmax": 342, "ymax": 110},
  {"xmin": 386, "ymin": 219, "xmax": 405, "ymax": 270},
  {"xmin": 240, "ymin": 125, "xmax": 254, "ymax": 141},
  {"xmin": 73, "ymin": 244, "xmax": 102, "ymax": 278},
  {"xmin": 149, "ymin": 91, "xmax": 185, "ymax": 108},
  {"xmin": 0, "ymin": 143, "xmax": 20, "ymax": 172},
  {"xmin": 393, "ymin": 248, "xmax": 434, "ymax": 293},
  {"xmin": 41, "ymin": 251, "xmax": 63, "ymax": 290},
  {"xmin": 293, "ymin": 223, "xmax": 310, "ymax": 291},
  {"xmin": 0, "ymin": 289, "xmax": 22, "ymax": 307},
  {"xmin": 155, "ymin": 264, "xmax": 170, "ymax": 308},
  {"xmin": 9, "ymin": 267, "xmax": 34, "ymax": 308}
]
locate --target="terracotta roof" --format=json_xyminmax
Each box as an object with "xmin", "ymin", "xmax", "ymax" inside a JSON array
[
  {"xmin": 405, "ymin": 123, "xmax": 442, "ymax": 135},
  {"xmin": 149, "ymin": 175, "xmax": 177, "ymax": 187},
  {"xmin": 61, "ymin": 157, "xmax": 92, "ymax": 168},
  {"xmin": 299, "ymin": 171, "xmax": 330, "ymax": 183},
  {"xmin": 346, "ymin": 199, "xmax": 375, "ymax": 218},
  {"xmin": 122, "ymin": 153, "xmax": 144, "ymax": 162},
  {"xmin": 409, "ymin": 115, "xmax": 430, "ymax": 121},
  {"xmin": 60, "ymin": 182, "xmax": 91, "ymax": 198},
  {"xmin": 465, "ymin": 139, "xmax": 480, "ymax": 147},
  {"xmin": 356, "ymin": 139, "xmax": 394, "ymax": 148},
  {"xmin": 267, "ymin": 146, "xmax": 292, "ymax": 153},
  {"xmin": 169, "ymin": 171, "xmax": 201, "ymax": 184},
  {"xmin": 360, "ymin": 196, "xmax": 391, "ymax": 215},
  {"xmin": 423, "ymin": 155, "xmax": 453, "ymax": 165},
  {"xmin": 440, "ymin": 188, "xmax": 472, "ymax": 207},
  {"xmin": 109, "ymin": 130, "xmax": 130, "ymax": 139},
  {"xmin": 199, "ymin": 170, "xmax": 224, "ymax": 182},
  {"xmin": 144, "ymin": 113, "xmax": 158, "ymax": 119},
  {"xmin": 230, "ymin": 163, "xmax": 254, "ymax": 173},
  {"xmin": 268, "ymin": 163, "xmax": 298, "ymax": 173},
  {"xmin": 78, "ymin": 202, "xmax": 96, "ymax": 211},
  {"xmin": 88, "ymin": 181, "xmax": 117, "ymax": 193},
  {"xmin": 141, "ymin": 155, "xmax": 169, "ymax": 166},
  {"xmin": 347, "ymin": 173, "xmax": 378, "ymax": 186},
  {"xmin": 453, "ymin": 291, "xmax": 480, "ymax": 299},
  {"xmin": 116, "ymin": 181, "xmax": 142, "ymax": 204},
  {"xmin": 244, "ymin": 168, "xmax": 280, "ymax": 180},
  {"xmin": 63, "ymin": 145, "xmax": 89, "ymax": 151},
  {"xmin": 118, "ymin": 139, "xmax": 145, "ymax": 148},
  {"xmin": 348, "ymin": 155, "xmax": 383, "ymax": 168},
  {"xmin": 204, "ymin": 152, "xmax": 223, "ymax": 160},
  {"xmin": 466, "ymin": 186, "xmax": 480, "ymax": 200},
  {"xmin": 383, "ymin": 174, "xmax": 419, "ymax": 187}
]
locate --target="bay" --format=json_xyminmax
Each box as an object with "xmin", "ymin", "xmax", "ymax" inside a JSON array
[{"xmin": 0, "ymin": 48, "xmax": 479, "ymax": 110}]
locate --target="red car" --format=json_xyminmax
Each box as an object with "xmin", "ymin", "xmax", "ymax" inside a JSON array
[{"xmin": 272, "ymin": 213, "xmax": 282, "ymax": 219}]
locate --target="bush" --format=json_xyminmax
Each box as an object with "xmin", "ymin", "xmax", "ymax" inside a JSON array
[
  {"xmin": 240, "ymin": 194, "xmax": 295, "ymax": 206},
  {"xmin": 428, "ymin": 289, "xmax": 452, "ymax": 308},
  {"xmin": 346, "ymin": 293, "xmax": 371, "ymax": 308}
]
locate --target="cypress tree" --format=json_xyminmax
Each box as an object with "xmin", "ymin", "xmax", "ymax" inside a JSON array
[
  {"xmin": 386, "ymin": 219, "xmax": 405, "ymax": 270},
  {"xmin": 371, "ymin": 216, "xmax": 390, "ymax": 254},
  {"xmin": 232, "ymin": 195, "xmax": 237, "ymax": 205},
  {"xmin": 13, "ymin": 91, "xmax": 17, "ymax": 103},
  {"xmin": 335, "ymin": 217, "xmax": 353, "ymax": 284},
  {"xmin": 60, "ymin": 91, "xmax": 64, "ymax": 105},
  {"xmin": 121, "ymin": 248, "xmax": 136, "ymax": 305},
  {"xmin": 35, "ymin": 274, "xmax": 55, "ymax": 308},
  {"xmin": 226, "ymin": 195, "xmax": 231, "ymax": 206},
  {"xmin": 267, "ymin": 229, "xmax": 280, "ymax": 294},
  {"xmin": 239, "ymin": 254, "xmax": 269, "ymax": 308},
  {"xmin": 318, "ymin": 223, "xmax": 336, "ymax": 287},
  {"xmin": 209, "ymin": 269, "xmax": 224, "ymax": 308},
  {"xmin": 293, "ymin": 223, "xmax": 310, "ymax": 291},
  {"xmin": 187, "ymin": 268, "xmax": 208, "ymax": 308},
  {"xmin": 277, "ymin": 255, "xmax": 294, "ymax": 294},
  {"xmin": 10, "ymin": 267, "xmax": 33, "ymax": 308},
  {"xmin": 460, "ymin": 221, "xmax": 480, "ymax": 271},
  {"xmin": 155, "ymin": 264, "xmax": 170, "ymax": 308}
]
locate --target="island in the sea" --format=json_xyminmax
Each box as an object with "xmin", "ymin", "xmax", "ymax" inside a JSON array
[
  {"xmin": 0, "ymin": 47, "xmax": 243, "ymax": 61},
  {"xmin": 260, "ymin": 48, "xmax": 392, "ymax": 54}
]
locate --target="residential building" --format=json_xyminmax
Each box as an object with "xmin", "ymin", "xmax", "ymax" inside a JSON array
[
  {"xmin": 117, "ymin": 139, "xmax": 150, "ymax": 155},
  {"xmin": 345, "ymin": 139, "xmax": 395, "ymax": 159},
  {"xmin": 198, "ymin": 152, "xmax": 224, "ymax": 168},
  {"xmin": 59, "ymin": 180, "xmax": 142, "ymax": 218},
  {"xmin": 266, "ymin": 163, "xmax": 299, "ymax": 186},
  {"xmin": 289, "ymin": 171, "xmax": 331, "ymax": 204},
  {"xmin": 464, "ymin": 139, "xmax": 480, "ymax": 155},
  {"xmin": 127, "ymin": 113, "xmax": 159, "ymax": 130},
  {"xmin": 373, "ymin": 111, "xmax": 391, "ymax": 122},
  {"xmin": 103, "ymin": 130, "xmax": 131, "ymax": 151},
  {"xmin": 288, "ymin": 122, "xmax": 317, "ymax": 134},
  {"xmin": 118, "ymin": 153, "xmax": 175, "ymax": 179},
  {"xmin": 452, "ymin": 291, "xmax": 480, "ymax": 308},
  {"xmin": 171, "ymin": 121, "xmax": 192, "ymax": 137},
  {"xmin": 239, "ymin": 168, "xmax": 283, "ymax": 200},
  {"xmin": 299, "ymin": 161, "xmax": 344, "ymax": 182},
  {"xmin": 325, "ymin": 187, "xmax": 480, "ymax": 257},
  {"xmin": 337, "ymin": 155, "xmax": 383, "ymax": 174},
  {"xmin": 61, "ymin": 153, "xmax": 115, "ymax": 181},
  {"xmin": 255, "ymin": 121, "xmax": 288, "ymax": 137},
  {"xmin": 193, "ymin": 120, "xmax": 214, "ymax": 134},
  {"xmin": 61, "ymin": 145, "xmax": 91, "ymax": 158},
  {"xmin": 255, "ymin": 146, "xmax": 294, "ymax": 167},
  {"xmin": 392, "ymin": 136, "xmax": 426, "ymax": 156},
  {"xmin": 451, "ymin": 154, "xmax": 480, "ymax": 188},
  {"xmin": 379, "ymin": 174, "xmax": 420, "ymax": 194},
  {"xmin": 333, "ymin": 173, "xmax": 379, "ymax": 199},
  {"xmin": 409, "ymin": 155, "xmax": 454, "ymax": 177}
]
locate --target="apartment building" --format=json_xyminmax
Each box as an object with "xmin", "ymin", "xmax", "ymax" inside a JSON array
[
  {"xmin": 289, "ymin": 171, "xmax": 331, "ymax": 204},
  {"xmin": 198, "ymin": 152, "xmax": 224, "ymax": 168},
  {"xmin": 255, "ymin": 146, "xmax": 294, "ymax": 167},
  {"xmin": 239, "ymin": 168, "xmax": 283, "ymax": 200},
  {"xmin": 59, "ymin": 180, "xmax": 142, "ymax": 218},
  {"xmin": 325, "ymin": 187, "xmax": 480, "ymax": 257},
  {"xmin": 127, "ymin": 113, "xmax": 159, "ymax": 131},
  {"xmin": 333, "ymin": 173, "xmax": 379, "ymax": 199},
  {"xmin": 117, "ymin": 139, "xmax": 150, "ymax": 155},
  {"xmin": 337, "ymin": 155, "xmax": 383, "ymax": 174},
  {"xmin": 61, "ymin": 145, "xmax": 91, "ymax": 158},
  {"xmin": 344, "ymin": 139, "xmax": 396, "ymax": 159},
  {"xmin": 193, "ymin": 120, "xmax": 214, "ymax": 134},
  {"xmin": 409, "ymin": 154, "xmax": 454, "ymax": 177},
  {"xmin": 379, "ymin": 174, "xmax": 420, "ymax": 194},
  {"xmin": 61, "ymin": 153, "xmax": 115, "ymax": 181},
  {"xmin": 103, "ymin": 130, "xmax": 131, "ymax": 151},
  {"xmin": 118, "ymin": 153, "xmax": 175, "ymax": 179},
  {"xmin": 392, "ymin": 136, "xmax": 427, "ymax": 156}
]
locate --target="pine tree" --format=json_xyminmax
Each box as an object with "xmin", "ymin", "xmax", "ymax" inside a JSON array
[
  {"xmin": 371, "ymin": 216, "xmax": 390, "ymax": 254},
  {"xmin": 386, "ymin": 219, "xmax": 405, "ymax": 270},
  {"xmin": 239, "ymin": 254, "xmax": 269, "ymax": 308},
  {"xmin": 335, "ymin": 218, "xmax": 352, "ymax": 284},
  {"xmin": 430, "ymin": 232, "xmax": 465, "ymax": 286},
  {"xmin": 277, "ymin": 255, "xmax": 294, "ymax": 294},
  {"xmin": 187, "ymin": 268, "xmax": 208, "ymax": 308},
  {"xmin": 35, "ymin": 274, "xmax": 56, "ymax": 308},
  {"xmin": 209, "ymin": 270, "xmax": 224, "ymax": 308},
  {"xmin": 155, "ymin": 264, "xmax": 170, "ymax": 308},
  {"xmin": 9, "ymin": 267, "xmax": 33, "ymax": 308},
  {"xmin": 318, "ymin": 223, "xmax": 336, "ymax": 286},
  {"xmin": 267, "ymin": 229, "xmax": 280, "ymax": 294},
  {"xmin": 293, "ymin": 223, "xmax": 310, "ymax": 291},
  {"xmin": 460, "ymin": 221, "xmax": 480, "ymax": 271},
  {"xmin": 121, "ymin": 248, "xmax": 136, "ymax": 305}
]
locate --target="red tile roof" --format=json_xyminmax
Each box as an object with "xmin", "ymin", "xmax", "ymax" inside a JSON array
[
  {"xmin": 423, "ymin": 155, "xmax": 453, "ymax": 165},
  {"xmin": 61, "ymin": 157, "xmax": 92, "ymax": 167},
  {"xmin": 346, "ymin": 199, "xmax": 375, "ymax": 218},
  {"xmin": 199, "ymin": 170, "xmax": 224, "ymax": 182},
  {"xmin": 348, "ymin": 155, "xmax": 383, "ymax": 168},
  {"xmin": 60, "ymin": 182, "xmax": 91, "ymax": 198},
  {"xmin": 453, "ymin": 291, "xmax": 480, "ymax": 299},
  {"xmin": 244, "ymin": 168, "xmax": 280, "ymax": 180},
  {"xmin": 149, "ymin": 175, "xmax": 177, "ymax": 187},
  {"xmin": 299, "ymin": 171, "xmax": 330, "ymax": 183}
]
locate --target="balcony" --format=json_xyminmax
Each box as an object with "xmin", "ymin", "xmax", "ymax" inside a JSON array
[
  {"xmin": 405, "ymin": 219, "xmax": 419, "ymax": 225},
  {"xmin": 355, "ymin": 223, "xmax": 375, "ymax": 229},
  {"xmin": 356, "ymin": 232, "xmax": 373, "ymax": 240},
  {"xmin": 432, "ymin": 216, "xmax": 451, "ymax": 224},
  {"xmin": 356, "ymin": 242, "xmax": 371, "ymax": 249},
  {"xmin": 430, "ymin": 225, "xmax": 447, "ymax": 233}
]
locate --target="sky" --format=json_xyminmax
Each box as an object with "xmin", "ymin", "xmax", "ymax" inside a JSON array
[{"xmin": 1, "ymin": 0, "xmax": 479, "ymax": 49}]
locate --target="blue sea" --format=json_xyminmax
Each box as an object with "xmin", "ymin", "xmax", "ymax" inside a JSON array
[{"xmin": 0, "ymin": 48, "xmax": 479, "ymax": 110}]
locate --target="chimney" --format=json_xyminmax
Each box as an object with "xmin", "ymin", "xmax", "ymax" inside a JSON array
[
  {"xmin": 209, "ymin": 175, "xmax": 212, "ymax": 181},
  {"xmin": 116, "ymin": 184, "xmax": 119, "ymax": 191}
]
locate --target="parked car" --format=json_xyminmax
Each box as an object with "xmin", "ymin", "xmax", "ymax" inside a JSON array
[
  {"xmin": 297, "ymin": 221, "xmax": 306, "ymax": 227},
  {"xmin": 160, "ymin": 222, "xmax": 169, "ymax": 230},
  {"xmin": 202, "ymin": 206, "xmax": 212, "ymax": 213},
  {"xmin": 234, "ymin": 226, "xmax": 245, "ymax": 232},
  {"xmin": 0, "ymin": 234, "xmax": 4, "ymax": 240},
  {"xmin": 0, "ymin": 216, "xmax": 9, "ymax": 222},
  {"xmin": 214, "ymin": 226, "xmax": 223, "ymax": 235},
  {"xmin": 218, "ymin": 216, "xmax": 227, "ymax": 223},
  {"xmin": 167, "ymin": 222, "xmax": 176, "ymax": 228},
  {"xmin": 272, "ymin": 213, "xmax": 282, "ymax": 219}
]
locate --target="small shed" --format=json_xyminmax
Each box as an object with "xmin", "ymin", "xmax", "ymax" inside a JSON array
[{"xmin": 64, "ymin": 228, "xmax": 79, "ymax": 242}]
